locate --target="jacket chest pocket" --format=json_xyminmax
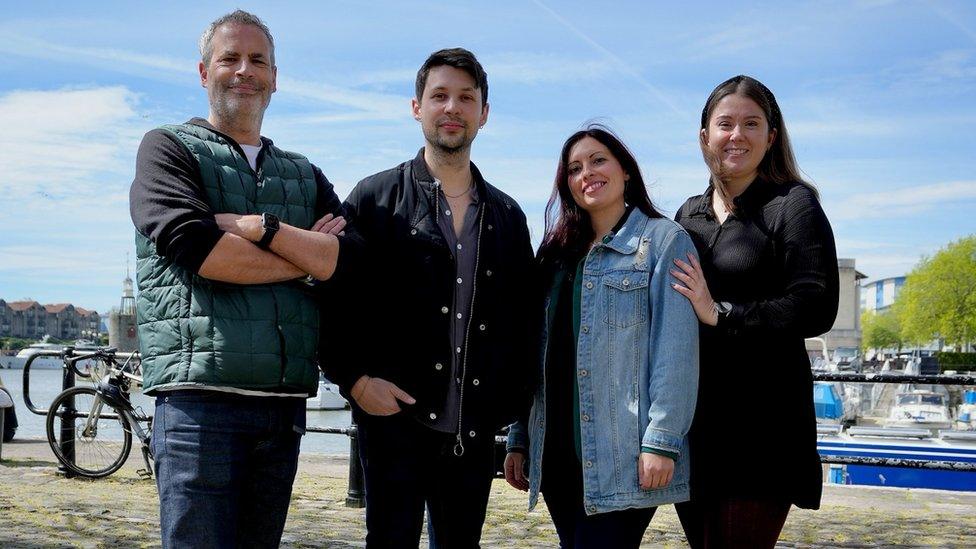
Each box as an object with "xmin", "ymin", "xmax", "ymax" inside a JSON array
[{"xmin": 602, "ymin": 270, "xmax": 649, "ymax": 328}]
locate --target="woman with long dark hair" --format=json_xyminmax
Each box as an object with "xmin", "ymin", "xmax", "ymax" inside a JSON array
[
  {"xmin": 504, "ymin": 125, "xmax": 699, "ymax": 548},
  {"xmin": 671, "ymin": 75, "xmax": 839, "ymax": 547}
]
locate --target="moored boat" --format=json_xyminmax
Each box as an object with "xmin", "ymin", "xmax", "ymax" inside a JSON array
[
  {"xmin": 885, "ymin": 389, "xmax": 952, "ymax": 430},
  {"xmin": 0, "ymin": 338, "xmax": 101, "ymax": 370},
  {"xmin": 307, "ymin": 375, "xmax": 348, "ymax": 411},
  {"xmin": 818, "ymin": 425, "xmax": 976, "ymax": 491}
]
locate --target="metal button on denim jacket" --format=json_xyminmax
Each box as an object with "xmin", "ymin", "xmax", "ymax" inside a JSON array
[{"xmin": 509, "ymin": 209, "xmax": 700, "ymax": 514}]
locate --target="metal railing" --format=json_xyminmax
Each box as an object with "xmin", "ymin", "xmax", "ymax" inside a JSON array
[
  {"xmin": 306, "ymin": 425, "xmax": 365, "ymax": 508},
  {"xmin": 812, "ymin": 372, "xmax": 976, "ymax": 385},
  {"xmin": 20, "ymin": 349, "xmax": 369, "ymax": 504},
  {"xmin": 812, "ymin": 371, "xmax": 976, "ymax": 472},
  {"xmin": 24, "ymin": 360, "xmax": 972, "ymax": 503},
  {"xmin": 21, "ymin": 347, "xmax": 141, "ymax": 477}
]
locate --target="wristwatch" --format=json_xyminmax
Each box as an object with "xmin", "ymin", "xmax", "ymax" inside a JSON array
[
  {"xmin": 714, "ymin": 301, "xmax": 732, "ymax": 320},
  {"xmin": 257, "ymin": 212, "xmax": 280, "ymax": 249}
]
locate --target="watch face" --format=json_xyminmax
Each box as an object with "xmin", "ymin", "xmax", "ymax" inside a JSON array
[{"xmin": 263, "ymin": 213, "xmax": 280, "ymax": 230}]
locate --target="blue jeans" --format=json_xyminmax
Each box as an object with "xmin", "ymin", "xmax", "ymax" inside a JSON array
[
  {"xmin": 354, "ymin": 409, "xmax": 496, "ymax": 549},
  {"xmin": 152, "ymin": 391, "xmax": 305, "ymax": 549}
]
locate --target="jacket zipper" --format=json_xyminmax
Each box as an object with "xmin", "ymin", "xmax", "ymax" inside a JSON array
[{"xmin": 453, "ymin": 205, "xmax": 485, "ymax": 457}]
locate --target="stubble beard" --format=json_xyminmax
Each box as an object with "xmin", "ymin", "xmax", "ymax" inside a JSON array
[
  {"xmin": 423, "ymin": 122, "xmax": 475, "ymax": 158},
  {"xmin": 209, "ymin": 84, "xmax": 269, "ymax": 133}
]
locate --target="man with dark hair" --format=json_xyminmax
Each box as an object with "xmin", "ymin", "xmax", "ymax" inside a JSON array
[
  {"xmin": 321, "ymin": 48, "xmax": 537, "ymax": 546},
  {"xmin": 129, "ymin": 10, "xmax": 356, "ymax": 547}
]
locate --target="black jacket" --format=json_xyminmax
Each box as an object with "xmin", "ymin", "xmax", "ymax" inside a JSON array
[{"xmin": 320, "ymin": 149, "xmax": 539, "ymax": 436}]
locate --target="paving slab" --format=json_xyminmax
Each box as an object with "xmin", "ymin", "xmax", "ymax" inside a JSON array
[{"xmin": 2, "ymin": 440, "xmax": 975, "ymax": 548}]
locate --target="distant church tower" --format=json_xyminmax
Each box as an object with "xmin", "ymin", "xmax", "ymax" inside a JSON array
[{"xmin": 109, "ymin": 258, "xmax": 139, "ymax": 352}]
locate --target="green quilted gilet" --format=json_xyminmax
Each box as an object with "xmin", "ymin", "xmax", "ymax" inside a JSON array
[{"xmin": 135, "ymin": 122, "xmax": 319, "ymax": 395}]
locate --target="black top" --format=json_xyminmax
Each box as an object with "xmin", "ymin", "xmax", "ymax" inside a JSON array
[
  {"xmin": 543, "ymin": 263, "xmax": 581, "ymax": 479},
  {"xmin": 129, "ymin": 118, "xmax": 349, "ymax": 275},
  {"xmin": 541, "ymin": 207, "xmax": 636, "ymax": 473},
  {"xmin": 675, "ymin": 178, "xmax": 838, "ymax": 509}
]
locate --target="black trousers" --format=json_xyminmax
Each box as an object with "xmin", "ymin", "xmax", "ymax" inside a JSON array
[
  {"xmin": 541, "ymin": 450, "xmax": 656, "ymax": 549},
  {"xmin": 355, "ymin": 410, "xmax": 496, "ymax": 549}
]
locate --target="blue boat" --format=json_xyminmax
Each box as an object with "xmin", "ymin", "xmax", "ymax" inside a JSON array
[{"xmin": 818, "ymin": 426, "xmax": 976, "ymax": 491}]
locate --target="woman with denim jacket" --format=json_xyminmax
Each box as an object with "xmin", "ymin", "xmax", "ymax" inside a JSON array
[
  {"xmin": 671, "ymin": 76, "xmax": 839, "ymax": 548},
  {"xmin": 503, "ymin": 125, "xmax": 700, "ymax": 548}
]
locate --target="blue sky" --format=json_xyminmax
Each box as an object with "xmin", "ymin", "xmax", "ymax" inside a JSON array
[{"xmin": 1, "ymin": 0, "xmax": 974, "ymax": 315}]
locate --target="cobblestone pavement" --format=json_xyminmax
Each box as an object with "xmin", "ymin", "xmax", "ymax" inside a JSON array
[{"xmin": 2, "ymin": 440, "xmax": 975, "ymax": 548}]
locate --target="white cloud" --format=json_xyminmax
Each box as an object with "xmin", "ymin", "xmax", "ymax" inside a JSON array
[
  {"xmin": 530, "ymin": 0, "xmax": 682, "ymax": 114},
  {"xmin": 829, "ymin": 180, "xmax": 976, "ymax": 220},
  {"xmin": 789, "ymin": 117, "xmax": 902, "ymax": 139},
  {"xmin": 0, "ymin": 245, "xmax": 119, "ymax": 274},
  {"xmin": 0, "ymin": 86, "xmax": 147, "ymax": 202},
  {"xmin": 0, "ymin": 32, "xmax": 198, "ymax": 83},
  {"xmin": 275, "ymin": 76, "xmax": 408, "ymax": 121},
  {"xmin": 854, "ymin": 252, "xmax": 924, "ymax": 280},
  {"xmin": 0, "ymin": 86, "xmax": 145, "ymax": 314},
  {"xmin": 479, "ymin": 53, "xmax": 615, "ymax": 85},
  {"xmin": 931, "ymin": 5, "xmax": 976, "ymax": 43},
  {"xmin": 1, "ymin": 33, "xmax": 412, "ymax": 124},
  {"xmin": 348, "ymin": 52, "xmax": 616, "ymax": 89},
  {"xmin": 680, "ymin": 24, "xmax": 785, "ymax": 61}
]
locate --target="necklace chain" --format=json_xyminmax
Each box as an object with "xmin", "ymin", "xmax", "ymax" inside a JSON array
[{"xmin": 443, "ymin": 181, "xmax": 474, "ymax": 199}]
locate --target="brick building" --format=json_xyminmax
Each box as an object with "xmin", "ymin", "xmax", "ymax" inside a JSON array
[{"xmin": 0, "ymin": 299, "xmax": 100, "ymax": 340}]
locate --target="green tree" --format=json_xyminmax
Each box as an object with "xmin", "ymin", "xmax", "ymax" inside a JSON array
[
  {"xmin": 0, "ymin": 337, "xmax": 31, "ymax": 352},
  {"xmin": 861, "ymin": 309, "xmax": 903, "ymax": 352},
  {"xmin": 897, "ymin": 235, "xmax": 976, "ymax": 348}
]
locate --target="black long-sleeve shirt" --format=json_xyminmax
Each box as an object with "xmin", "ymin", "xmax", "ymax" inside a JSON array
[
  {"xmin": 129, "ymin": 118, "xmax": 350, "ymax": 276},
  {"xmin": 675, "ymin": 178, "xmax": 838, "ymax": 509}
]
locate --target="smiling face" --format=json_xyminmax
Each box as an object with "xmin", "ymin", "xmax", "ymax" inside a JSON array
[
  {"xmin": 566, "ymin": 136, "xmax": 629, "ymax": 216},
  {"xmin": 199, "ymin": 22, "xmax": 277, "ymax": 131},
  {"xmin": 701, "ymin": 93, "xmax": 776, "ymax": 189},
  {"xmin": 412, "ymin": 65, "xmax": 489, "ymax": 155}
]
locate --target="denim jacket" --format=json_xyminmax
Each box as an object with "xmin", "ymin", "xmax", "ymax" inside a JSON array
[{"xmin": 508, "ymin": 209, "xmax": 700, "ymax": 514}]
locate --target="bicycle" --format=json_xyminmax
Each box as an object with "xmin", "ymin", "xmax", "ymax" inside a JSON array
[{"xmin": 45, "ymin": 348, "xmax": 154, "ymax": 479}]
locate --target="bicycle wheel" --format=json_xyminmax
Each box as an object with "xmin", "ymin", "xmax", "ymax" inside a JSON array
[{"xmin": 46, "ymin": 386, "xmax": 132, "ymax": 478}]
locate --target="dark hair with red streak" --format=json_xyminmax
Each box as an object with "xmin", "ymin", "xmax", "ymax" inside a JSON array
[{"xmin": 539, "ymin": 123, "xmax": 663, "ymax": 264}]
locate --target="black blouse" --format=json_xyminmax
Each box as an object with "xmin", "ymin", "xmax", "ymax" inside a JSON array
[{"xmin": 675, "ymin": 178, "xmax": 838, "ymax": 509}]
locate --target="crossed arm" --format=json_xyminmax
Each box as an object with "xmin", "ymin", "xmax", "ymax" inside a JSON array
[
  {"xmin": 201, "ymin": 213, "xmax": 345, "ymax": 284},
  {"xmin": 130, "ymin": 128, "xmax": 351, "ymax": 286}
]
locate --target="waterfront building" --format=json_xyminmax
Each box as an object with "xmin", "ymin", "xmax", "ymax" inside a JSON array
[
  {"xmin": 806, "ymin": 258, "xmax": 866, "ymax": 355},
  {"xmin": 0, "ymin": 299, "xmax": 100, "ymax": 340},
  {"xmin": 860, "ymin": 276, "xmax": 906, "ymax": 313}
]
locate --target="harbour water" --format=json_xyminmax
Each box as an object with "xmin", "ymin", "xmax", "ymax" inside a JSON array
[{"xmin": 1, "ymin": 368, "xmax": 352, "ymax": 455}]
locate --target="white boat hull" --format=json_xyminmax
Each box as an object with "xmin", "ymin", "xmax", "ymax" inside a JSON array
[
  {"xmin": 0, "ymin": 355, "xmax": 66, "ymax": 370},
  {"xmin": 307, "ymin": 381, "xmax": 348, "ymax": 410}
]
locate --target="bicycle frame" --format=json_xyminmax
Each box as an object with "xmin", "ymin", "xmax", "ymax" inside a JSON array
[{"xmin": 41, "ymin": 347, "xmax": 153, "ymax": 479}]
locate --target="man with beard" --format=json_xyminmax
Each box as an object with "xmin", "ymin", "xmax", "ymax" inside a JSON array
[
  {"xmin": 320, "ymin": 48, "xmax": 537, "ymax": 547},
  {"xmin": 129, "ymin": 10, "xmax": 355, "ymax": 547}
]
